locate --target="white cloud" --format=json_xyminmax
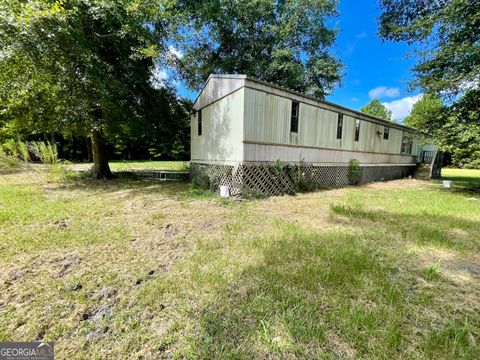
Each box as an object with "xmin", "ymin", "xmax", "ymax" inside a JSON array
[
  {"xmin": 168, "ymin": 45, "xmax": 183, "ymax": 59},
  {"xmin": 382, "ymin": 94, "xmax": 423, "ymax": 121},
  {"xmin": 150, "ymin": 66, "xmax": 169, "ymax": 89},
  {"xmin": 351, "ymin": 97, "xmax": 359, "ymax": 102},
  {"xmin": 356, "ymin": 31, "xmax": 368, "ymax": 39},
  {"xmin": 459, "ymin": 79, "xmax": 479, "ymax": 92},
  {"xmin": 368, "ymin": 86, "xmax": 401, "ymax": 99}
]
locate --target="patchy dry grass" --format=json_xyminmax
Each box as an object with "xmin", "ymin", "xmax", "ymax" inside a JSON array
[{"xmin": 0, "ymin": 169, "xmax": 479, "ymax": 359}]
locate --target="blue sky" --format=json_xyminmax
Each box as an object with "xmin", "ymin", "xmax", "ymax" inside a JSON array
[
  {"xmin": 326, "ymin": 0, "xmax": 422, "ymax": 121},
  {"xmin": 170, "ymin": 1, "xmax": 423, "ymax": 122}
]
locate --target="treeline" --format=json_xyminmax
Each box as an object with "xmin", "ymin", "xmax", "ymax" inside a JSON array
[
  {"xmin": 403, "ymin": 90, "xmax": 480, "ymax": 169},
  {"xmin": 0, "ymin": 0, "xmax": 342, "ymax": 178},
  {"xmin": 0, "ymin": 0, "xmax": 478, "ymax": 176},
  {"xmin": 360, "ymin": 90, "xmax": 480, "ymax": 169},
  {"xmin": 368, "ymin": 0, "xmax": 480, "ymax": 168},
  {"xmin": 0, "ymin": 86, "xmax": 191, "ymax": 162}
]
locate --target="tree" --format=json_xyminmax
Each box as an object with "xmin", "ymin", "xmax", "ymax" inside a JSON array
[
  {"xmin": 360, "ymin": 100, "xmax": 393, "ymax": 121},
  {"xmin": 177, "ymin": 0, "xmax": 343, "ymax": 98},
  {"xmin": 378, "ymin": 0, "xmax": 480, "ymax": 95},
  {"xmin": 0, "ymin": 0, "xmax": 176, "ymax": 178},
  {"xmin": 403, "ymin": 94, "xmax": 445, "ymax": 135},
  {"xmin": 436, "ymin": 90, "xmax": 480, "ymax": 169},
  {"xmin": 112, "ymin": 86, "xmax": 192, "ymax": 161}
]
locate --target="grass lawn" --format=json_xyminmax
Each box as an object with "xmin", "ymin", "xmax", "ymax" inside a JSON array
[
  {"xmin": 68, "ymin": 160, "xmax": 188, "ymax": 172},
  {"xmin": 0, "ymin": 168, "xmax": 479, "ymax": 358},
  {"xmin": 441, "ymin": 168, "xmax": 480, "ymax": 189}
]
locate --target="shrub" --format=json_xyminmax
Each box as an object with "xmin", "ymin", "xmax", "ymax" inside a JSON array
[
  {"xmin": 242, "ymin": 187, "xmax": 268, "ymax": 200},
  {"xmin": 192, "ymin": 173, "xmax": 211, "ymax": 190},
  {"xmin": 0, "ymin": 147, "xmax": 21, "ymax": 172},
  {"xmin": 17, "ymin": 142, "xmax": 30, "ymax": 162},
  {"xmin": 29, "ymin": 141, "xmax": 58, "ymax": 164},
  {"xmin": 347, "ymin": 159, "xmax": 363, "ymax": 185},
  {"xmin": 2, "ymin": 139, "xmax": 18, "ymax": 158}
]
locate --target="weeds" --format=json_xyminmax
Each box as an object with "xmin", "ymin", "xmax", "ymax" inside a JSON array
[
  {"xmin": 347, "ymin": 158, "xmax": 363, "ymax": 185},
  {"xmin": 29, "ymin": 141, "xmax": 58, "ymax": 164},
  {"xmin": 0, "ymin": 170, "xmax": 479, "ymax": 358}
]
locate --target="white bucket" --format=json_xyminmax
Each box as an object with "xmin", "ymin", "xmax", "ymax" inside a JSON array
[
  {"xmin": 220, "ymin": 185, "xmax": 230, "ymax": 198},
  {"xmin": 443, "ymin": 180, "xmax": 452, "ymax": 188}
]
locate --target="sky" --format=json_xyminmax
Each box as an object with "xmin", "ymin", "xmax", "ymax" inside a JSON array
[
  {"xmin": 326, "ymin": 0, "xmax": 422, "ymax": 122},
  {"xmin": 169, "ymin": 1, "xmax": 423, "ymax": 122}
]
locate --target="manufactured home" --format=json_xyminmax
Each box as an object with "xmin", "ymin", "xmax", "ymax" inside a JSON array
[{"xmin": 190, "ymin": 74, "xmax": 426, "ymax": 196}]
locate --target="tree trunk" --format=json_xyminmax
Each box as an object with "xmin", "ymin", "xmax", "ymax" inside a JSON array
[
  {"xmin": 86, "ymin": 137, "xmax": 93, "ymax": 162},
  {"xmin": 91, "ymin": 130, "xmax": 113, "ymax": 179}
]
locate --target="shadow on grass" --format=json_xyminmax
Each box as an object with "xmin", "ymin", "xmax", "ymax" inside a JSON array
[
  {"xmin": 188, "ymin": 230, "xmax": 401, "ymax": 358},
  {"xmin": 184, "ymin": 225, "xmax": 479, "ymax": 359},
  {"xmin": 48, "ymin": 170, "xmax": 211, "ymax": 201}
]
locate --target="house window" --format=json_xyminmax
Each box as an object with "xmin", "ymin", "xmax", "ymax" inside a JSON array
[
  {"xmin": 197, "ymin": 109, "xmax": 202, "ymax": 136},
  {"xmin": 290, "ymin": 101, "xmax": 299, "ymax": 133},
  {"xmin": 401, "ymin": 138, "xmax": 413, "ymax": 154},
  {"xmin": 383, "ymin": 126, "xmax": 389, "ymax": 140},
  {"xmin": 354, "ymin": 119, "xmax": 360, "ymax": 142},
  {"xmin": 336, "ymin": 114, "xmax": 343, "ymax": 139}
]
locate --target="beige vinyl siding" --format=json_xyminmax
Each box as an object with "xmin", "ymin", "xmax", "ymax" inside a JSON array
[
  {"xmin": 243, "ymin": 143, "xmax": 416, "ymax": 164},
  {"xmin": 243, "ymin": 87, "xmax": 415, "ymax": 159},
  {"xmin": 191, "ymin": 88, "xmax": 245, "ymax": 163}
]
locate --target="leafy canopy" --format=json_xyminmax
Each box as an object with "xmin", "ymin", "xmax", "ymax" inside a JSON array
[
  {"xmin": 403, "ymin": 94, "xmax": 445, "ymax": 135},
  {"xmin": 0, "ymin": 0, "xmax": 174, "ymax": 137},
  {"xmin": 436, "ymin": 90, "xmax": 480, "ymax": 169},
  {"xmin": 0, "ymin": 0, "xmax": 191, "ymax": 176},
  {"xmin": 177, "ymin": 0, "xmax": 343, "ymax": 98},
  {"xmin": 360, "ymin": 100, "xmax": 393, "ymax": 121},
  {"xmin": 378, "ymin": 0, "xmax": 480, "ymax": 94}
]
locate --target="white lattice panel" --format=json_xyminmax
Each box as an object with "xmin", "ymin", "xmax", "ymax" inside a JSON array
[{"xmin": 191, "ymin": 162, "xmax": 415, "ymax": 198}]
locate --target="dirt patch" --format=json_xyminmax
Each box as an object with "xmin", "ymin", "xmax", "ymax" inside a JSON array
[
  {"xmin": 446, "ymin": 228, "xmax": 469, "ymax": 240},
  {"xmin": 327, "ymin": 330, "xmax": 357, "ymax": 359},
  {"xmin": 163, "ymin": 224, "xmax": 180, "ymax": 239},
  {"xmin": 408, "ymin": 245, "xmax": 480, "ymax": 294},
  {"xmin": 50, "ymin": 219, "xmax": 72, "ymax": 230},
  {"xmin": 363, "ymin": 178, "xmax": 425, "ymax": 190},
  {"xmin": 442, "ymin": 260, "xmax": 480, "ymax": 283},
  {"xmin": 255, "ymin": 190, "xmax": 343, "ymax": 231},
  {"xmin": 58, "ymin": 255, "xmax": 81, "ymax": 277}
]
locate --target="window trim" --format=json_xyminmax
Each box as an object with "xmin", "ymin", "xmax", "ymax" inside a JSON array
[
  {"xmin": 197, "ymin": 109, "xmax": 202, "ymax": 136},
  {"xmin": 401, "ymin": 138, "xmax": 413, "ymax": 154},
  {"xmin": 383, "ymin": 126, "xmax": 389, "ymax": 140},
  {"xmin": 290, "ymin": 101, "xmax": 299, "ymax": 133},
  {"xmin": 336, "ymin": 114, "xmax": 343, "ymax": 140},
  {"xmin": 354, "ymin": 119, "xmax": 360, "ymax": 142}
]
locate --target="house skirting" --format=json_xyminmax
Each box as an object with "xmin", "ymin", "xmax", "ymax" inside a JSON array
[{"xmin": 190, "ymin": 162, "xmax": 416, "ymax": 197}]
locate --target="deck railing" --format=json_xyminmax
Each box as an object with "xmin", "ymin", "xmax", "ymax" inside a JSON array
[{"xmin": 421, "ymin": 150, "xmax": 436, "ymax": 164}]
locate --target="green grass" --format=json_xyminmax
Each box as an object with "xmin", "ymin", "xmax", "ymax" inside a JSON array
[
  {"xmin": 442, "ymin": 168, "xmax": 480, "ymax": 189},
  {"xmin": 70, "ymin": 160, "xmax": 188, "ymax": 172},
  {"xmin": 0, "ymin": 169, "xmax": 479, "ymax": 358}
]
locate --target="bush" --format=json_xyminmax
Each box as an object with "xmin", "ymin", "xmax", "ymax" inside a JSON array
[
  {"xmin": 242, "ymin": 187, "xmax": 268, "ymax": 200},
  {"xmin": 17, "ymin": 142, "xmax": 30, "ymax": 162},
  {"xmin": 347, "ymin": 159, "xmax": 363, "ymax": 185},
  {"xmin": 29, "ymin": 141, "xmax": 58, "ymax": 164},
  {"xmin": 192, "ymin": 173, "xmax": 211, "ymax": 190},
  {"xmin": 290, "ymin": 167, "xmax": 317, "ymax": 192},
  {"xmin": 0, "ymin": 147, "xmax": 22, "ymax": 172}
]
